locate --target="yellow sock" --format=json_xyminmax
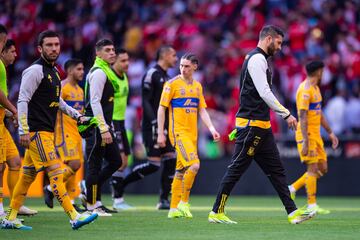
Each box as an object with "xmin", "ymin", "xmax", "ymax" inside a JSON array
[
  {"xmin": 181, "ymin": 169, "xmax": 197, "ymax": 203},
  {"xmin": 48, "ymin": 169, "xmax": 78, "ymax": 220},
  {"xmin": 7, "ymin": 169, "xmax": 20, "ymax": 198},
  {"xmin": 62, "ymin": 165, "xmax": 75, "ymax": 183},
  {"xmin": 218, "ymin": 193, "xmax": 229, "ymax": 213},
  {"xmin": 170, "ymin": 175, "xmax": 183, "ymax": 209},
  {"xmin": 292, "ymin": 173, "xmax": 307, "ymax": 191},
  {"xmin": 66, "ymin": 175, "xmax": 77, "ymax": 200},
  {"xmin": 306, "ymin": 174, "xmax": 317, "ymax": 205},
  {"xmin": 0, "ymin": 187, "xmax": 3, "ymax": 204},
  {"xmin": 8, "ymin": 173, "xmax": 36, "ymax": 220},
  {"xmin": 6, "ymin": 207, "xmax": 18, "ymax": 221}
]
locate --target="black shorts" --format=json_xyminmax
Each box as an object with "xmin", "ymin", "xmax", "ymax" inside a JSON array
[
  {"xmin": 113, "ymin": 120, "xmax": 131, "ymax": 156},
  {"xmin": 142, "ymin": 130, "xmax": 174, "ymax": 158}
]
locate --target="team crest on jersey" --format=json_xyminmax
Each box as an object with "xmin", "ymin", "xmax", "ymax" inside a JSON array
[
  {"xmin": 70, "ymin": 92, "xmax": 75, "ymax": 98},
  {"xmin": 48, "ymin": 74, "xmax": 52, "ymax": 83},
  {"xmin": 180, "ymin": 88, "xmax": 186, "ymax": 96}
]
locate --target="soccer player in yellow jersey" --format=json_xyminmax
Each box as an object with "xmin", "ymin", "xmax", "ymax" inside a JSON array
[
  {"xmin": 43, "ymin": 59, "xmax": 85, "ymax": 212},
  {"xmin": 157, "ymin": 53, "xmax": 220, "ymax": 218},
  {"xmin": 289, "ymin": 61, "xmax": 339, "ymax": 214},
  {"xmin": 0, "ymin": 39, "xmax": 37, "ymax": 218}
]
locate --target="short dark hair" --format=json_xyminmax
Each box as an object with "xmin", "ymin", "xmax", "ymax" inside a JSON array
[
  {"xmin": 64, "ymin": 58, "xmax": 83, "ymax": 72},
  {"xmin": 181, "ymin": 52, "xmax": 199, "ymax": 65},
  {"xmin": 116, "ymin": 48, "xmax": 128, "ymax": 55},
  {"xmin": 0, "ymin": 24, "xmax": 7, "ymax": 35},
  {"xmin": 37, "ymin": 30, "xmax": 59, "ymax": 46},
  {"xmin": 2, "ymin": 39, "xmax": 15, "ymax": 52},
  {"xmin": 259, "ymin": 25, "xmax": 284, "ymax": 40},
  {"xmin": 156, "ymin": 45, "xmax": 173, "ymax": 61},
  {"xmin": 95, "ymin": 39, "xmax": 114, "ymax": 51},
  {"xmin": 305, "ymin": 60, "xmax": 324, "ymax": 76}
]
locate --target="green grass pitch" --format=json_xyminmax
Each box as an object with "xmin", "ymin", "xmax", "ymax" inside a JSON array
[{"xmin": 1, "ymin": 195, "xmax": 360, "ymax": 240}]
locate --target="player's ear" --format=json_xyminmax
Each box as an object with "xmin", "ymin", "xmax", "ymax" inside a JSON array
[
  {"xmin": 37, "ymin": 45, "xmax": 42, "ymax": 54},
  {"xmin": 193, "ymin": 63, "xmax": 198, "ymax": 71}
]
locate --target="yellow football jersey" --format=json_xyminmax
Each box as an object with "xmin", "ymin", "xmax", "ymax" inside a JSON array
[
  {"xmin": 55, "ymin": 81, "xmax": 84, "ymax": 146},
  {"xmin": 295, "ymin": 80, "xmax": 322, "ymax": 141},
  {"xmin": 160, "ymin": 75, "xmax": 207, "ymax": 144}
]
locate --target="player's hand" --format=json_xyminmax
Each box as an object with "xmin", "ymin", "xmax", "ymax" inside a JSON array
[
  {"xmin": 20, "ymin": 133, "xmax": 30, "ymax": 148},
  {"xmin": 210, "ymin": 127, "xmax": 220, "ymax": 142},
  {"xmin": 78, "ymin": 116, "xmax": 91, "ymax": 124},
  {"xmin": 157, "ymin": 133, "xmax": 166, "ymax": 148},
  {"xmin": 301, "ymin": 139, "xmax": 309, "ymax": 156},
  {"xmin": 286, "ymin": 115, "xmax": 297, "ymax": 131},
  {"xmin": 329, "ymin": 132, "xmax": 339, "ymax": 149},
  {"xmin": 101, "ymin": 131, "xmax": 113, "ymax": 145},
  {"xmin": 5, "ymin": 109, "xmax": 18, "ymax": 127}
]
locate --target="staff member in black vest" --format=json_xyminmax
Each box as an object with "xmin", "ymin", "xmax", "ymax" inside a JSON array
[
  {"xmin": 83, "ymin": 39, "xmax": 121, "ymax": 216},
  {"xmin": 208, "ymin": 25, "xmax": 316, "ymax": 225}
]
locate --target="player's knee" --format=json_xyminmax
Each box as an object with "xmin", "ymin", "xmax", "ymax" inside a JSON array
[
  {"xmin": 6, "ymin": 156, "xmax": 21, "ymax": 169},
  {"xmin": 307, "ymin": 163, "xmax": 318, "ymax": 175},
  {"xmin": 174, "ymin": 171, "xmax": 184, "ymax": 179},
  {"xmin": 67, "ymin": 160, "xmax": 81, "ymax": 172},
  {"xmin": 189, "ymin": 163, "xmax": 200, "ymax": 173},
  {"xmin": 45, "ymin": 163, "xmax": 62, "ymax": 174},
  {"xmin": 318, "ymin": 168, "xmax": 328, "ymax": 177}
]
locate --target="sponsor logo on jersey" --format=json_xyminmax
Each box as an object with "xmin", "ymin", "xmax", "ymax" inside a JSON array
[
  {"xmin": 184, "ymin": 99, "xmax": 198, "ymax": 107},
  {"xmin": 49, "ymin": 102, "xmax": 59, "ymax": 107}
]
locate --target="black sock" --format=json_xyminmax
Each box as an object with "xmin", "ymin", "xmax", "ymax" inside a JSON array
[
  {"xmin": 123, "ymin": 161, "xmax": 160, "ymax": 188},
  {"xmin": 111, "ymin": 176, "xmax": 124, "ymax": 198},
  {"xmin": 160, "ymin": 157, "xmax": 176, "ymax": 201}
]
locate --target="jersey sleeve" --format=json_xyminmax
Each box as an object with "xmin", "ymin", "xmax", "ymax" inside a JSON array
[
  {"xmin": 18, "ymin": 64, "xmax": 44, "ymax": 135},
  {"xmin": 297, "ymin": 88, "xmax": 311, "ymax": 111},
  {"xmin": 61, "ymin": 84, "xmax": 69, "ymax": 100},
  {"xmin": 159, "ymin": 81, "xmax": 174, "ymax": 108},
  {"xmin": 198, "ymin": 83, "xmax": 207, "ymax": 109},
  {"xmin": 248, "ymin": 54, "xmax": 290, "ymax": 119}
]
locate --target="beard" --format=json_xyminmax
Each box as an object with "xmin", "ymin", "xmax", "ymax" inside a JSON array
[
  {"xmin": 42, "ymin": 51, "xmax": 59, "ymax": 63},
  {"xmin": 267, "ymin": 41, "xmax": 276, "ymax": 56}
]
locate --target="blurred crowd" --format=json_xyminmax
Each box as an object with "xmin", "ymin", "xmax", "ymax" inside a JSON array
[{"xmin": 1, "ymin": 0, "xmax": 360, "ymax": 158}]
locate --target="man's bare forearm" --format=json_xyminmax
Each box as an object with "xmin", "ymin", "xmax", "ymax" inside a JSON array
[
  {"xmin": 300, "ymin": 110, "xmax": 308, "ymax": 141},
  {"xmin": 321, "ymin": 112, "xmax": 332, "ymax": 134},
  {"xmin": 157, "ymin": 105, "xmax": 166, "ymax": 135},
  {"xmin": 0, "ymin": 90, "xmax": 17, "ymax": 114}
]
